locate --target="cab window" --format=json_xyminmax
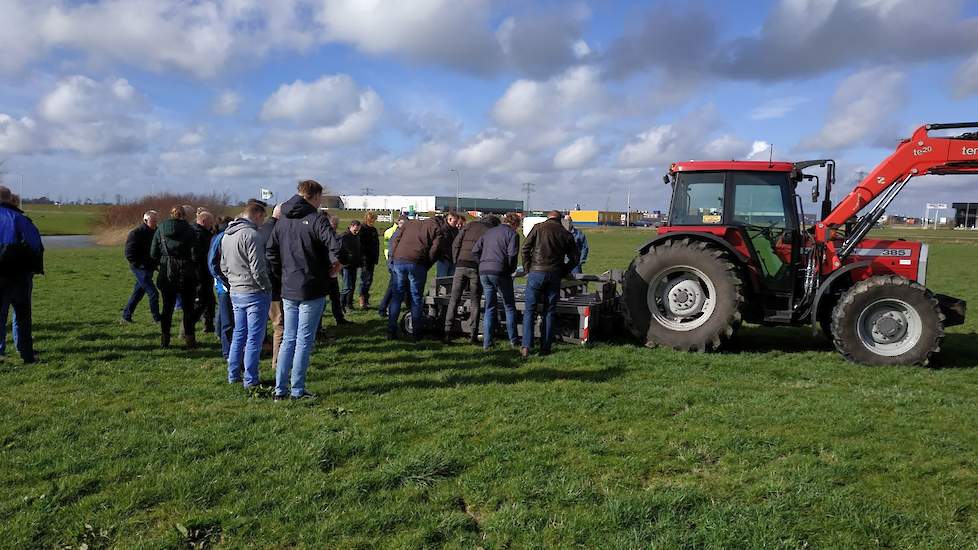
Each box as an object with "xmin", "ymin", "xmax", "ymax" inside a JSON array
[
  {"xmin": 671, "ymin": 172, "xmax": 725, "ymax": 225},
  {"xmin": 732, "ymin": 172, "xmax": 788, "ymax": 228}
]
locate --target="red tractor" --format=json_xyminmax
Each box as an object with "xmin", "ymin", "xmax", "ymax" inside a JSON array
[{"xmin": 622, "ymin": 123, "xmax": 973, "ymax": 365}]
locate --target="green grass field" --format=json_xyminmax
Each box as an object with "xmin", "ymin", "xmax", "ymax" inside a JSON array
[
  {"xmin": 2, "ymin": 228, "xmax": 978, "ymax": 547},
  {"xmin": 23, "ymin": 204, "xmax": 102, "ymax": 236}
]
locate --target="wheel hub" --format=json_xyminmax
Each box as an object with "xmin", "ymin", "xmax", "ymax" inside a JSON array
[
  {"xmin": 856, "ymin": 298, "xmax": 922, "ymax": 356},
  {"xmin": 664, "ymin": 277, "xmax": 706, "ymax": 317},
  {"xmin": 646, "ymin": 266, "xmax": 717, "ymax": 333}
]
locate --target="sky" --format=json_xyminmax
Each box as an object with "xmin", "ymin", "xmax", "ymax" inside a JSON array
[{"xmin": 2, "ymin": 0, "xmax": 978, "ymax": 216}]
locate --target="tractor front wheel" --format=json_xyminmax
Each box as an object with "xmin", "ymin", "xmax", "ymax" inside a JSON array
[
  {"xmin": 622, "ymin": 238, "xmax": 744, "ymax": 352},
  {"xmin": 830, "ymin": 275, "xmax": 944, "ymax": 366}
]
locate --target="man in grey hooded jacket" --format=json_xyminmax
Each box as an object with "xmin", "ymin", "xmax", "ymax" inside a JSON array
[{"xmin": 220, "ymin": 201, "xmax": 271, "ymax": 388}]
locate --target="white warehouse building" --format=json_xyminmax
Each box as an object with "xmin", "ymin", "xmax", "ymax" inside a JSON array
[{"xmin": 339, "ymin": 195, "xmax": 523, "ymax": 214}]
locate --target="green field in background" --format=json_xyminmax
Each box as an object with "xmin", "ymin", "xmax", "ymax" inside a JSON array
[
  {"xmin": 2, "ymin": 227, "xmax": 977, "ymax": 547},
  {"xmin": 23, "ymin": 204, "xmax": 102, "ymax": 236}
]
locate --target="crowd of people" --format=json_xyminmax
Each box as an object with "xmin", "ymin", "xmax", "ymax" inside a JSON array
[{"xmin": 1, "ymin": 179, "xmax": 592, "ymax": 399}]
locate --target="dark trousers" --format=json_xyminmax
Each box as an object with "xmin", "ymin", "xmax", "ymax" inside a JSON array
[
  {"xmin": 122, "ymin": 266, "xmax": 160, "ymax": 321},
  {"xmin": 443, "ymin": 266, "xmax": 481, "ymax": 339},
  {"xmin": 341, "ymin": 266, "xmax": 358, "ymax": 309},
  {"xmin": 194, "ymin": 274, "xmax": 216, "ymax": 330},
  {"xmin": 326, "ymin": 277, "xmax": 345, "ymax": 321},
  {"xmin": 0, "ymin": 276, "xmax": 34, "ymax": 363},
  {"xmin": 216, "ymin": 291, "xmax": 234, "ymax": 359},
  {"xmin": 358, "ymin": 264, "xmax": 375, "ymax": 301},
  {"xmin": 523, "ymin": 271, "xmax": 562, "ymax": 352},
  {"xmin": 160, "ymin": 278, "xmax": 197, "ymax": 340}
]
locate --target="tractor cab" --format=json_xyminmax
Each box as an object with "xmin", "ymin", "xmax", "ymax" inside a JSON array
[{"xmin": 662, "ymin": 161, "xmax": 809, "ymax": 323}]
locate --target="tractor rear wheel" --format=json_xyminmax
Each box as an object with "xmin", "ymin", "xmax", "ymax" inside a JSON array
[
  {"xmin": 830, "ymin": 275, "xmax": 944, "ymax": 366},
  {"xmin": 622, "ymin": 238, "xmax": 744, "ymax": 352}
]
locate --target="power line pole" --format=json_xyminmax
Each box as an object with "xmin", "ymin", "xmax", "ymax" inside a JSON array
[
  {"xmin": 361, "ymin": 187, "xmax": 374, "ymax": 196},
  {"xmin": 449, "ymin": 169, "xmax": 460, "ymax": 212},
  {"xmin": 522, "ymin": 181, "xmax": 534, "ymax": 213}
]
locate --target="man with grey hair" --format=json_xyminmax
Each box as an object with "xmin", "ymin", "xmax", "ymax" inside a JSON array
[
  {"xmin": 0, "ymin": 185, "xmax": 43, "ymax": 363},
  {"xmin": 122, "ymin": 210, "xmax": 161, "ymax": 323}
]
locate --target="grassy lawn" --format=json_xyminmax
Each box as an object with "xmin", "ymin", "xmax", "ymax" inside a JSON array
[
  {"xmin": 23, "ymin": 204, "xmax": 102, "ymax": 236},
  {"xmin": 2, "ymin": 228, "xmax": 977, "ymax": 547}
]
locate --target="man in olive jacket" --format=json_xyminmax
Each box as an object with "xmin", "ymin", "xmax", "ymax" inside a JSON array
[{"xmin": 519, "ymin": 210, "xmax": 579, "ymax": 357}]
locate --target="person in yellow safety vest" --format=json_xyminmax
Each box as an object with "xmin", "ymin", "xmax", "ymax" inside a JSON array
[{"xmin": 383, "ymin": 222, "xmax": 398, "ymax": 260}]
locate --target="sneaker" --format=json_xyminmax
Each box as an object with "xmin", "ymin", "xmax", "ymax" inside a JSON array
[
  {"xmin": 386, "ymin": 330, "xmax": 398, "ymax": 341},
  {"xmin": 520, "ymin": 347, "xmax": 530, "ymax": 359},
  {"xmin": 291, "ymin": 391, "xmax": 317, "ymax": 401},
  {"xmin": 273, "ymin": 394, "xmax": 288, "ymax": 402},
  {"xmin": 377, "ymin": 309, "xmax": 388, "ymax": 318},
  {"xmin": 121, "ymin": 316, "xmax": 133, "ymax": 324}
]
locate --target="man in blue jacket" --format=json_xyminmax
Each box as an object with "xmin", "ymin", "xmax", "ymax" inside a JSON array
[
  {"xmin": 121, "ymin": 210, "xmax": 161, "ymax": 323},
  {"xmin": 208, "ymin": 221, "xmax": 233, "ymax": 359},
  {"xmin": 472, "ymin": 213, "xmax": 521, "ymax": 350},
  {"xmin": 0, "ymin": 186, "xmax": 43, "ymax": 364},
  {"xmin": 563, "ymin": 218, "xmax": 589, "ymax": 275}
]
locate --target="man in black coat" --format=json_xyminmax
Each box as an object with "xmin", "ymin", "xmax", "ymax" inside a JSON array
[
  {"xmin": 339, "ymin": 220, "xmax": 363, "ymax": 311},
  {"xmin": 121, "ymin": 210, "xmax": 161, "ymax": 323},
  {"xmin": 357, "ymin": 212, "xmax": 381, "ymax": 309},
  {"xmin": 191, "ymin": 210, "xmax": 216, "ymax": 332},
  {"xmin": 443, "ymin": 214, "xmax": 499, "ymax": 342},
  {"xmin": 266, "ymin": 180, "xmax": 343, "ymax": 400},
  {"xmin": 519, "ymin": 210, "xmax": 579, "ymax": 357}
]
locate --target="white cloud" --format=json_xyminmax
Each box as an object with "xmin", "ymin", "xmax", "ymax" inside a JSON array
[
  {"xmin": 553, "ymin": 136, "xmax": 599, "ymax": 169},
  {"xmin": 0, "ymin": 75, "xmax": 154, "ymax": 156},
  {"xmin": 953, "ymin": 52, "xmax": 978, "ymax": 98},
  {"xmin": 316, "ymin": 0, "xmax": 501, "ymax": 75},
  {"xmin": 750, "ymin": 97, "xmax": 808, "ymax": 120},
  {"xmin": 492, "ymin": 65, "xmax": 609, "ymax": 129},
  {"xmin": 262, "ymin": 77, "xmax": 384, "ymax": 150},
  {"xmin": 261, "ymin": 75, "xmax": 368, "ymax": 127},
  {"xmin": 178, "ymin": 128, "xmax": 206, "ymax": 147},
  {"xmin": 0, "ymin": 115, "xmax": 40, "ymax": 155},
  {"xmin": 455, "ymin": 131, "xmax": 514, "ymax": 168},
  {"xmin": 618, "ymin": 106, "xmax": 752, "ymax": 168},
  {"xmin": 213, "ymin": 91, "xmax": 241, "ymax": 115},
  {"xmin": 800, "ymin": 67, "xmax": 906, "ymax": 150},
  {"xmin": 748, "ymin": 140, "xmax": 772, "ymax": 159}
]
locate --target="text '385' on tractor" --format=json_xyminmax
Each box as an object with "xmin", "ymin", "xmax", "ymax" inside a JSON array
[{"xmin": 622, "ymin": 123, "xmax": 972, "ymax": 366}]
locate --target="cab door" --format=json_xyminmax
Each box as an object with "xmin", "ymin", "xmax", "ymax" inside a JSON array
[{"xmin": 729, "ymin": 172, "xmax": 800, "ymax": 298}]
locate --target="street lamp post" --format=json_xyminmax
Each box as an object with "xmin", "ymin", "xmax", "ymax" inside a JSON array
[{"xmin": 449, "ymin": 168, "xmax": 460, "ymax": 211}]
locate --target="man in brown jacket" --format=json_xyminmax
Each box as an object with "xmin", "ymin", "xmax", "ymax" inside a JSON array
[{"xmin": 388, "ymin": 215, "xmax": 446, "ymax": 340}]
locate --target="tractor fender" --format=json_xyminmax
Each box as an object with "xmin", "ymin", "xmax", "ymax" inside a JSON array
[
  {"xmin": 637, "ymin": 231, "xmax": 750, "ymax": 264},
  {"xmin": 810, "ymin": 260, "xmax": 872, "ymax": 331}
]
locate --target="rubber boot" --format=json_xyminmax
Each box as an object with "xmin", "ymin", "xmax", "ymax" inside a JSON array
[
  {"xmin": 184, "ymin": 334, "xmax": 198, "ymax": 349},
  {"xmin": 161, "ymin": 333, "xmax": 171, "ymax": 349}
]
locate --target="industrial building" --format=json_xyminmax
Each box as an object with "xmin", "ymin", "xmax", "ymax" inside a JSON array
[
  {"xmin": 339, "ymin": 195, "xmax": 523, "ymax": 214},
  {"xmin": 952, "ymin": 203, "xmax": 978, "ymax": 228}
]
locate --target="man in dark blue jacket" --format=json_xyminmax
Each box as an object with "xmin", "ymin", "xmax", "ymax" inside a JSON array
[
  {"xmin": 0, "ymin": 186, "xmax": 43, "ymax": 364},
  {"xmin": 121, "ymin": 210, "xmax": 161, "ymax": 323},
  {"xmin": 471, "ymin": 213, "xmax": 521, "ymax": 350},
  {"xmin": 208, "ymin": 223, "xmax": 233, "ymax": 359},
  {"xmin": 266, "ymin": 180, "xmax": 342, "ymax": 401}
]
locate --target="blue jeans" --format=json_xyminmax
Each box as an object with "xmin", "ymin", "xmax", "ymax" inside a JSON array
[
  {"xmin": 123, "ymin": 266, "xmax": 160, "ymax": 321},
  {"xmin": 276, "ymin": 296, "xmax": 326, "ymax": 397},
  {"xmin": 216, "ymin": 290, "xmax": 234, "ymax": 359},
  {"xmin": 436, "ymin": 259, "xmax": 455, "ymax": 278},
  {"xmin": 228, "ymin": 292, "xmax": 271, "ymax": 386},
  {"xmin": 0, "ymin": 276, "xmax": 34, "ymax": 363},
  {"xmin": 341, "ymin": 266, "xmax": 358, "ymax": 309},
  {"xmin": 571, "ymin": 265, "xmax": 583, "ymax": 275},
  {"xmin": 523, "ymin": 271, "xmax": 562, "ymax": 353},
  {"xmin": 481, "ymin": 274, "xmax": 518, "ymax": 348},
  {"xmin": 389, "ymin": 262, "xmax": 427, "ymax": 337}
]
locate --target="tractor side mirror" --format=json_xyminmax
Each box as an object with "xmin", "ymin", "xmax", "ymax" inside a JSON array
[{"xmin": 811, "ymin": 184, "xmax": 819, "ymax": 203}]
